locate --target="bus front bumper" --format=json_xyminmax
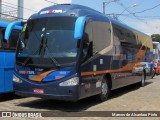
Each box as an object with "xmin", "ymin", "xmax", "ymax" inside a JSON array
[
  {"xmin": 15, "ymin": 90, "xmax": 79, "ymax": 102},
  {"xmin": 13, "ymin": 74, "xmax": 80, "ymax": 102}
]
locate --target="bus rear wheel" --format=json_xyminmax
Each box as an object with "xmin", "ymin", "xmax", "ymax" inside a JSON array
[{"xmin": 98, "ymin": 77, "xmax": 110, "ymax": 101}]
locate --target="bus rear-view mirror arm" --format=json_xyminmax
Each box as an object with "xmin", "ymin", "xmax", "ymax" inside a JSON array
[
  {"xmin": 74, "ymin": 16, "xmax": 86, "ymax": 40},
  {"xmin": 5, "ymin": 21, "xmax": 23, "ymax": 41}
]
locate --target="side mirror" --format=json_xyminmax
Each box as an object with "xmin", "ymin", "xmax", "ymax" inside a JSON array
[
  {"xmin": 74, "ymin": 16, "xmax": 86, "ymax": 40},
  {"xmin": 5, "ymin": 21, "xmax": 22, "ymax": 41}
]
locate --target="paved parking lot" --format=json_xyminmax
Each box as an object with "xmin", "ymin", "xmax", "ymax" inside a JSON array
[{"xmin": 0, "ymin": 76, "xmax": 160, "ymax": 119}]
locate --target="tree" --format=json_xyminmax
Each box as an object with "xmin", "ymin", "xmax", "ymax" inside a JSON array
[{"xmin": 151, "ymin": 34, "xmax": 160, "ymax": 42}]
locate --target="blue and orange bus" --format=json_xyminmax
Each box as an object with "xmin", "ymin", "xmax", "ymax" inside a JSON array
[
  {"xmin": 0, "ymin": 21, "xmax": 22, "ymax": 94},
  {"xmin": 6, "ymin": 4, "xmax": 153, "ymax": 101}
]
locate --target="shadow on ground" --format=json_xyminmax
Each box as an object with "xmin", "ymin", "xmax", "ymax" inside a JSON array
[{"xmin": 0, "ymin": 92, "xmax": 24, "ymax": 102}]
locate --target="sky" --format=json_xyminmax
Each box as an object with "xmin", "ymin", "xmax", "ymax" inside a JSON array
[
  {"xmin": 73, "ymin": 0, "xmax": 160, "ymax": 35},
  {"xmin": 2, "ymin": 0, "xmax": 160, "ymax": 35}
]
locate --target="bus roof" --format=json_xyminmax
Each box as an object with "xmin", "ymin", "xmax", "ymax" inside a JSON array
[{"xmin": 30, "ymin": 4, "xmax": 110, "ymax": 22}]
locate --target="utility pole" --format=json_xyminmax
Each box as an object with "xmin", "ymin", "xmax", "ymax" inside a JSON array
[
  {"xmin": 18, "ymin": 0, "xmax": 23, "ymax": 20},
  {"xmin": 0, "ymin": 0, "xmax": 2, "ymax": 18},
  {"xmin": 103, "ymin": 2, "xmax": 106, "ymax": 15}
]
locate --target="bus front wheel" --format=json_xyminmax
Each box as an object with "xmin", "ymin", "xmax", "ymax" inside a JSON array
[{"xmin": 98, "ymin": 77, "xmax": 110, "ymax": 101}]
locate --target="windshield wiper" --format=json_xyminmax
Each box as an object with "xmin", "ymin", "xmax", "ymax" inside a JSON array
[
  {"xmin": 22, "ymin": 34, "xmax": 61, "ymax": 68},
  {"xmin": 18, "ymin": 23, "xmax": 47, "ymax": 67},
  {"xmin": 21, "ymin": 32, "xmax": 43, "ymax": 67},
  {"xmin": 43, "ymin": 35, "xmax": 61, "ymax": 67}
]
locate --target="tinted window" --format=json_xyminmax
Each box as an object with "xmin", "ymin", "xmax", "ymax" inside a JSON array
[
  {"xmin": 0, "ymin": 28, "xmax": 20, "ymax": 50},
  {"xmin": 113, "ymin": 24, "xmax": 137, "ymax": 45},
  {"xmin": 85, "ymin": 21, "xmax": 111, "ymax": 53},
  {"xmin": 8, "ymin": 30, "xmax": 20, "ymax": 49}
]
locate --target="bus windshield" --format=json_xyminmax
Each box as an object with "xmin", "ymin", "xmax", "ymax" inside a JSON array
[{"xmin": 16, "ymin": 16, "xmax": 78, "ymax": 68}]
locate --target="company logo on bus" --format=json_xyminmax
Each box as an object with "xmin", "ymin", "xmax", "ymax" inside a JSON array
[
  {"xmin": 40, "ymin": 10, "xmax": 63, "ymax": 15},
  {"xmin": 19, "ymin": 70, "xmax": 35, "ymax": 75}
]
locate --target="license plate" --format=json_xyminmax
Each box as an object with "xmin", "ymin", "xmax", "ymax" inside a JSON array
[{"xmin": 33, "ymin": 88, "xmax": 44, "ymax": 94}]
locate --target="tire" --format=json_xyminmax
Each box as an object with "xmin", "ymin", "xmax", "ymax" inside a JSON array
[
  {"xmin": 98, "ymin": 77, "xmax": 110, "ymax": 101},
  {"xmin": 140, "ymin": 72, "xmax": 146, "ymax": 87}
]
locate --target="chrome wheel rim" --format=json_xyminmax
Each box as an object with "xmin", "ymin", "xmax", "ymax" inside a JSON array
[{"xmin": 102, "ymin": 81, "xmax": 108, "ymax": 95}]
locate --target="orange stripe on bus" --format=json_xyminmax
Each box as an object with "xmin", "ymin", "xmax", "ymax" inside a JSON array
[
  {"xmin": 81, "ymin": 49, "xmax": 146, "ymax": 76},
  {"xmin": 29, "ymin": 70, "xmax": 55, "ymax": 82}
]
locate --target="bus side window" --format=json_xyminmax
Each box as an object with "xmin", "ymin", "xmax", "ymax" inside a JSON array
[
  {"xmin": 2, "ymin": 29, "xmax": 8, "ymax": 48},
  {"xmin": 8, "ymin": 30, "xmax": 20, "ymax": 49},
  {"xmin": 82, "ymin": 33, "xmax": 93, "ymax": 60},
  {"xmin": 92, "ymin": 22, "xmax": 111, "ymax": 53},
  {"xmin": 82, "ymin": 22, "xmax": 94, "ymax": 61},
  {"xmin": 0, "ymin": 28, "xmax": 3, "ymax": 48}
]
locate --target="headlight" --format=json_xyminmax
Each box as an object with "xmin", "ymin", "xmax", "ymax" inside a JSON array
[
  {"xmin": 13, "ymin": 75, "xmax": 22, "ymax": 83},
  {"xmin": 59, "ymin": 77, "xmax": 79, "ymax": 86}
]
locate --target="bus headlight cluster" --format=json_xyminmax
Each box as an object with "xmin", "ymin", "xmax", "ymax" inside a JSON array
[
  {"xmin": 13, "ymin": 75, "xmax": 22, "ymax": 83},
  {"xmin": 59, "ymin": 77, "xmax": 79, "ymax": 86}
]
